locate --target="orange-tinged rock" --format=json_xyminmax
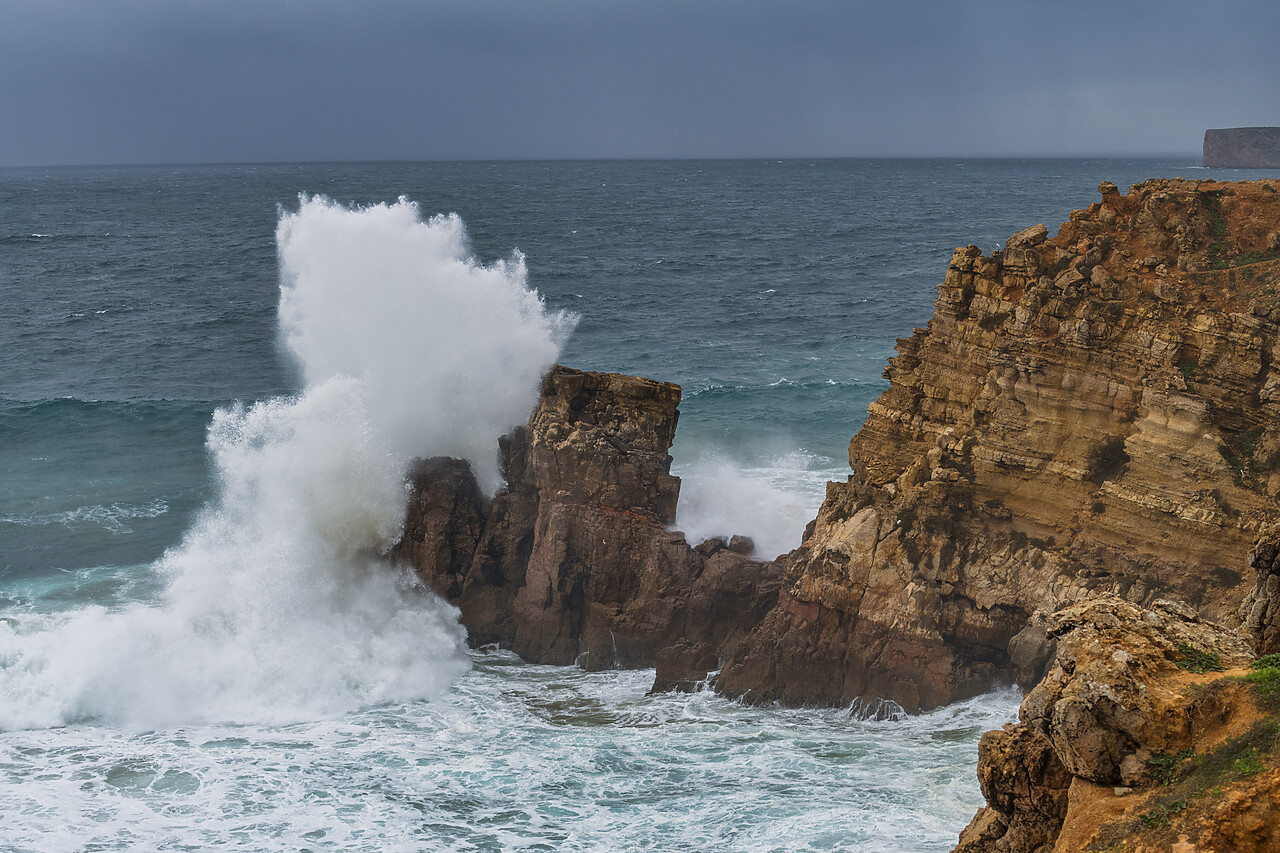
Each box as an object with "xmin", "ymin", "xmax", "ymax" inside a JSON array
[{"xmin": 720, "ymin": 179, "xmax": 1280, "ymax": 713}]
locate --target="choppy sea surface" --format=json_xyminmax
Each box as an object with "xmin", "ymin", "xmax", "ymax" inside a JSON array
[{"xmin": 3, "ymin": 158, "xmax": 1274, "ymax": 851}]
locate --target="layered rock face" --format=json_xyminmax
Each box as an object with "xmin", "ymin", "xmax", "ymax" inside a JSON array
[
  {"xmin": 954, "ymin": 595, "xmax": 1258, "ymax": 853},
  {"xmin": 393, "ymin": 365, "xmax": 782, "ymax": 671},
  {"xmin": 717, "ymin": 179, "xmax": 1280, "ymax": 712},
  {"xmin": 1204, "ymin": 128, "xmax": 1280, "ymax": 169}
]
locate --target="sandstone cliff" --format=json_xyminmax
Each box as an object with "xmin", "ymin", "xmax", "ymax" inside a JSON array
[
  {"xmin": 1204, "ymin": 128, "xmax": 1280, "ymax": 169},
  {"xmin": 716, "ymin": 178, "xmax": 1280, "ymax": 712},
  {"xmin": 393, "ymin": 365, "xmax": 782, "ymax": 673}
]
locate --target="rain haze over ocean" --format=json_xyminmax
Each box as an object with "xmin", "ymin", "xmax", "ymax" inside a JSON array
[{"xmin": 1, "ymin": 1, "xmax": 1278, "ymax": 167}]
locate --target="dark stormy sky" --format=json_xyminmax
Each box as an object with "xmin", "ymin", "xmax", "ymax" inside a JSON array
[{"xmin": 2, "ymin": 0, "xmax": 1277, "ymax": 166}]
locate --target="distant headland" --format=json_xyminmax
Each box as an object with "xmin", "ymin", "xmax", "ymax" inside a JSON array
[{"xmin": 1204, "ymin": 126, "xmax": 1280, "ymax": 168}]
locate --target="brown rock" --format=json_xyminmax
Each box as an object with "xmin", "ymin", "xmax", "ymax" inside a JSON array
[
  {"xmin": 953, "ymin": 594, "xmax": 1259, "ymax": 853},
  {"xmin": 1007, "ymin": 611, "xmax": 1055, "ymax": 691},
  {"xmin": 954, "ymin": 724, "xmax": 1071, "ymax": 853},
  {"xmin": 720, "ymin": 179, "xmax": 1280, "ymax": 713},
  {"xmin": 650, "ymin": 640, "xmax": 719, "ymax": 693},
  {"xmin": 1242, "ymin": 522, "xmax": 1280, "ymax": 654},
  {"xmin": 1007, "ymin": 223, "xmax": 1048, "ymax": 249},
  {"xmin": 525, "ymin": 366, "xmax": 682, "ymax": 524},
  {"xmin": 1023, "ymin": 595, "xmax": 1252, "ymax": 784},
  {"xmin": 397, "ymin": 457, "xmax": 487, "ymax": 600},
  {"xmin": 393, "ymin": 365, "xmax": 783, "ymax": 670}
]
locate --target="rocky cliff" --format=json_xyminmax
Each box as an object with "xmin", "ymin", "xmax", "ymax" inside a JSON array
[
  {"xmin": 1204, "ymin": 128, "xmax": 1280, "ymax": 169},
  {"xmin": 393, "ymin": 365, "xmax": 782, "ymax": 674},
  {"xmin": 953, "ymin": 593, "xmax": 1279, "ymax": 853},
  {"xmin": 716, "ymin": 178, "xmax": 1280, "ymax": 712}
]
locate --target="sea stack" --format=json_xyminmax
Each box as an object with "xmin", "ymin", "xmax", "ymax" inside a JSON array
[
  {"xmin": 393, "ymin": 365, "xmax": 783, "ymax": 673},
  {"xmin": 1204, "ymin": 127, "xmax": 1280, "ymax": 168}
]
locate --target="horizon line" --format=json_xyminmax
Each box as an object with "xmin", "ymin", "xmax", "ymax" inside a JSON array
[{"xmin": 0, "ymin": 152, "xmax": 1207, "ymax": 171}]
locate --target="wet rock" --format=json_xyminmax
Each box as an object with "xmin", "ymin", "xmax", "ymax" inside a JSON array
[
  {"xmin": 649, "ymin": 640, "xmax": 719, "ymax": 694},
  {"xmin": 695, "ymin": 537, "xmax": 727, "ymax": 558},
  {"xmin": 393, "ymin": 365, "xmax": 783, "ymax": 670},
  {"xmin": 397, "ymin": 457, "xmax": 487, "ymax": 600},
  {"xmin": 954, "ymin": 725, "xmax": 1070, "ymax": 853}
]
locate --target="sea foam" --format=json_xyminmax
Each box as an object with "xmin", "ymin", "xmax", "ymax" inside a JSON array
[
  {"xmin": 673, "ymin": 451, "xmax": 842, "ymax": 560},
  {"xmin": 0, "ymin": 197, "xmax": 573, "ymax": 730},
  {"xmin": 277, "ymin": 196, "xmax": 575, "ymax": 489}
]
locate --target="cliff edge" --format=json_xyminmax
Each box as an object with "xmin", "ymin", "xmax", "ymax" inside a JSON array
[
  {"xmin": 953, "ymin": 591, "xmax": 1279, "ymax": 853},
  {"xmin": 953, "ymin": 523, "xmax": 1280, "ymax": 852},
  {"xmin": 716, "ymin": 178, "xmax": 1280, "ymax": 712},
  {"xmin": 1204, "ymin": 128, "xmax": 1280, "ymax": 169}
]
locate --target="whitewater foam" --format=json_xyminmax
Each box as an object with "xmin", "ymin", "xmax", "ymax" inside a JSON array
[
  {"xmin": 0, "ymin": 499, "xmax": 169, "ymax": 534},
  {"xmin": 276, "ymin": 196, "xmax": 576, "ymax": 490},
  {"xmin": 0, "ymin": 197, "xmax": 573, "ymax": 730},
  {"xmin": 0, "ymin": 655, "xmax": 1017, "ymax": 852},
  {"xmin": 673, "ymin": 451, "xmax": 843, "ymax": 559}
]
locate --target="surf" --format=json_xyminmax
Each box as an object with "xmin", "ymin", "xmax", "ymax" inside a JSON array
[{"xmin": 0, "ymin": 196, "xmax": 574, "ymax": 730}]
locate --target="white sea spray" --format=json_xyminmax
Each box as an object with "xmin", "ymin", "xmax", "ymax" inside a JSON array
[
  {"xmin": 0, "ymin": 197, "xmax": 573, "ymax": 730},
  {"xmin": 0, "ymin": 655, "xmax": 1018, "ymax": 852},
  {"xmin": 673, "ymin": 450, "xmax": 844, "ymax": 559},
  {"xmin": 277, "ymin": 196, "xmax": 576, "ymax": 490}
]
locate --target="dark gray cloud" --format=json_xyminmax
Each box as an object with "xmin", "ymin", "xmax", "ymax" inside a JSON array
[{"xmin": 2, "ymin": 0, "xmax": 1277, "ymax": 166}]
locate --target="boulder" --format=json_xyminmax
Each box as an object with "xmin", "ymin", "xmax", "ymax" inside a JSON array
[{"xmin": 953, "ymin": 594, "xmax": 1256, "ymax": 852}]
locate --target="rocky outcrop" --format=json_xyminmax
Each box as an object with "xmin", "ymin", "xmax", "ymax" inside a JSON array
[
  {"xmin": 717, "ymin": 179, "xmax": 1280, "ymax": 712},
  {"xmin": 1241, "ymin": 522, "xmax": 1280, "ymax": 655},
  {"xmin": 1020, "ymin": 597, "xmax": 1252, "ymax": 787},
  {"xmin": 649, "ymin": 640, "xmax": 720, "ymax": 694},
  {"xmin": 393, "ymin": 365, "xmax": 782, "ymax": 672},
  {"xmin": 955, "ymin": 724, "xmax": 1071, "ymax": 853},
  {"xmin": 1204, "ymin": 128, "xmax": 1280, "ymax": 169},
  {"xmin": 954, "ymin": 595, "xmax": 1262, "ymax": 853}
]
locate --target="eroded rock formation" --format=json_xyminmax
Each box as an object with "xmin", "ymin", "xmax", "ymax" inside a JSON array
[
  {"xmin": 393, "ymin": 365, "xmax": 782, "ymax": 672},
  {"xmin": 717, "ymin": 179, "xmax": 1280, "ymax": 712},
  {"xmin": 954, "ymin": 595, "xmax": 1259, "ymax": 853},
  {"xmin": 1242, "ymin": 522, "xmax": 1280, "ymax": 655}
]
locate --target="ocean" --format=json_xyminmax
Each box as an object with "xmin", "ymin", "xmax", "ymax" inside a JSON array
[{"xmin": 2, "ymin": 158, "xmax": 1272, "ymax": 851}]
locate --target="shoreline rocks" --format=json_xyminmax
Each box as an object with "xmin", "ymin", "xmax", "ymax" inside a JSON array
[
  {"xmin": 390, "ymin": 177, "xmax": 1280, "ymax": 849},
  {"xmin": 392, "ymin": 365, "xmax": 782, "ymax": 673},
  {"xmin": 954, "ymin": 594, "xmax": 1258, "ymax": 853}
]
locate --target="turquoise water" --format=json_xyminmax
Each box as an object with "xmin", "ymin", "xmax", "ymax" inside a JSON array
[{"xmin": 3, "ymin": 158, "xmax": 1274, "ymax": 851}]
